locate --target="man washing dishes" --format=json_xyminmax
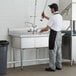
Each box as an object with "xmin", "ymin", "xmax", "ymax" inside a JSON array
[{"xmin": 40, "ymin": 3, "xmax": 63, "ymax": 72}]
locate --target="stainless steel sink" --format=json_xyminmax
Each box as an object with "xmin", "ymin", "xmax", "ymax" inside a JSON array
[
  {"xmin": 8, "ymin": 28, "xmax": 49, "ymax": 37},
  {"xmin": 9, "ymin": 28, "xmax": 49, "ymax": 48}
]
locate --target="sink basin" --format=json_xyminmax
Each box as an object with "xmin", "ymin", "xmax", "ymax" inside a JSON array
[{"xmin": 8, "ymin": 28, "xmax": 49, "ymax": 37}]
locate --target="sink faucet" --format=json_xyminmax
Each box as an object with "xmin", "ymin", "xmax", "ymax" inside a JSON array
[
  {"xmin": 25, "ymin": 22, "xmax": 34, "ymax": 27},
  {"xmin": 25, "ymin": 22, "xmax": 38, "ymax": 34},
  {"xmin": 32, "ymin": 25, "xmax": 38, "ymax": 34}
]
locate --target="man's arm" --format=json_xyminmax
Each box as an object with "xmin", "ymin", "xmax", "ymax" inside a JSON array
[
  {"xmin": 40, "ymin": 25, "xmax": 50, "ymax": 32},
  {"xmin": 42, "ymin": 12, "xmax": 49, "ymax": 20}
]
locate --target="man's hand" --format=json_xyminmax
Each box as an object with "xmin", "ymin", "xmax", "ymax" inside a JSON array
[
  {"xmin": 40, "ymin": 29, "xmax": 44, "ymax": 33},
  {"xmin": 42, "ymin": 11, "xmax": 45, "ymax": 18},
  {"xmin": 41, "ymin": 11, "xmax": 49, "ymax": 20},
  {"xmin": 40, "ymin": 25, "xmax": 50, "ymax": 33}
]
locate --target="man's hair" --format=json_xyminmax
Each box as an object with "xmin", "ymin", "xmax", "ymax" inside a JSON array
[{"xmin": 48, "ymin": 3, "xmax": 58, "ymax": 11}]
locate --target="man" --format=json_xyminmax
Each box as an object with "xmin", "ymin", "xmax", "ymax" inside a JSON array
[{"xmin": 40, "ymin": 3, "xmax": 63, "ymax": 72}]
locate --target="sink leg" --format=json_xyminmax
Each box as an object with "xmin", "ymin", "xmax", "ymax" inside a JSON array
[
  {"xmin": 20, "ymin": 49, "xmax": 23, "ymax": 70},
  {"xmin": 36, "ymin": 48, "xmax": 37, "ymax": 64},
  {"xmin": 13, "ymin": 48, "xmax": 15, "ymax": 68},
  {"xmin": 36, "ymin": 48, "xmax": 40, "ymax": 64}
]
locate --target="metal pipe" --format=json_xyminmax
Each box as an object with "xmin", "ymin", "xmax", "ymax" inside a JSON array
[
  {"xmin": 25, "ymin": 22, "xmax": 34, "ymax": 27},
  {"xmin": 33, "ymin": 0, "xmax": 37, "ymax": 34},
  {"xmin": 73, "ymin": 20, "xmax": 75, "ymax": 33}
]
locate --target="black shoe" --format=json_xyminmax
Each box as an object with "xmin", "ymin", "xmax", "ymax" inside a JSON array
[
  {"xmin": 56, "ymin": 67, "xmax": 62, "ymax": 70},
  {"xmin": 45, "ymin": 68, "xmax": 55, "ymax": 72}
]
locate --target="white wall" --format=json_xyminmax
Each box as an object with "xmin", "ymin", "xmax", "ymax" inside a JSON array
[
  {"xmin": 72, "ymin": 1, "xmax": 76, "ymax": 20},
  {"xmin": 0, "ymin": 0, "xmax": 71, "ymax": 68},
  {"xmin": 72, "ymin": 0, "xmax": 76, "ymax": 2}
]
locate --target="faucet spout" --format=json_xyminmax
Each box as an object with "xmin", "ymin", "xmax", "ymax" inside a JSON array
[{"xmin": 25, "ymin": 22, "xmax": 38, "ymax": 34}]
